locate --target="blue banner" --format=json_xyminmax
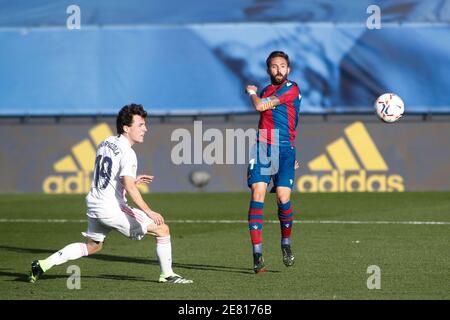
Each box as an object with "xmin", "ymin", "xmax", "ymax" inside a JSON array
[
  {"xmin": 1, "ymin": 0, "xmax": 448, "ymax": 26},
  {"xmin": 0, "ymin": 1, "xmax": 449, "ymax": 115}
]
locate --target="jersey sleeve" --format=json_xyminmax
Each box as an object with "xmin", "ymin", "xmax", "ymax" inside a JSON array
[
  {"xmin": 276, "ymin": 83, "xmax": 300, "ymax": 105},
  {"xmin": 119, "ymin": 149, "xmax": 137, "ymax": 179}
]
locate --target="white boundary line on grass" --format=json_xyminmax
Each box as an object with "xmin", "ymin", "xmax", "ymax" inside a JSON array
[{"xmin": 0, "ymin": 218, "xmax": 449, "ymax": 225}]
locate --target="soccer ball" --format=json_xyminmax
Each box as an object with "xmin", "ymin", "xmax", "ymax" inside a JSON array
[{"xmin": 374, "ymin": 93, "xmax": 405, "ymax": 123}]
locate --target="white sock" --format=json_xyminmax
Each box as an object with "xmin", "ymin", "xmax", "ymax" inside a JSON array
[
  {"xmin": 40, "ymin": 243, "xmax": 88, "ymax": 272},
  {"xmin": 156, "ymin": 236, "xmax": 173, "ymax": 275}
]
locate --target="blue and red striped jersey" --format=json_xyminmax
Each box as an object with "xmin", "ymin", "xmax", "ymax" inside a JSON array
[{"xmin": 258, "ymin": 80, "xmax": 302, "ymax": 146}]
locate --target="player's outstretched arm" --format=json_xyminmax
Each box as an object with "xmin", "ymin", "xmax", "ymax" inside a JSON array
[
  {"xmin": 122, "ymin": 175, "xmax": 164, "ymax": 225},
  {"xmin": 246, "ymin": 85, "xmax": 281, "ymax": 112}
]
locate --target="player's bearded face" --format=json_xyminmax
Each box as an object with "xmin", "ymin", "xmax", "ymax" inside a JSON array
[
  {"xmin": 268, "ymin": 57, "xmax": 289, "ymax": 85},
  {"xmin": 270, "ymin": 71, "xmax": 288, "ymax": 85}
]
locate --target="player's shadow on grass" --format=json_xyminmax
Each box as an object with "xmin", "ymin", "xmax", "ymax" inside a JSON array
[
  {"xmin": 0, "ymin": 269, "xmax": 153, "ymax": 283},
  {"xmin": 0, "ymin": 245, "xmax": 280, "ymax": 277}
]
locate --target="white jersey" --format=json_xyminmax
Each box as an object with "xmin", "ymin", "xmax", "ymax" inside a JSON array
[{"xmin": 86, "ymin": 135, "xmax": 137, "ymax": 218}]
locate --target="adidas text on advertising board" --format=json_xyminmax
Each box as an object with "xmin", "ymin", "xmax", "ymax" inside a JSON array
[
  {"xmin": 42, "ymin": 123, "xmax": 148, "ymax": 194},
  {"xmin": 297, "ymin": 122, "xmax": 404, "ymax": 192}
]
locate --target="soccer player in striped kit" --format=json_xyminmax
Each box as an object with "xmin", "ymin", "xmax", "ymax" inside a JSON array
[
  {"xmin": 246, "ymin": 51, "xmax": 302, "ymax": 273},
  {"xmin": 29, "ymin": 104, "xmax": 192, "ymax": 284}
]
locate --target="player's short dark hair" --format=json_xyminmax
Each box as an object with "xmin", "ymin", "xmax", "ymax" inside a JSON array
[
  {"xmin": 266, "ymin": 51, "xmax": 290, "ymax": 68},
  {"xmin": 116, "ymin": 103, "xmax": 147, "ymax": 134}
]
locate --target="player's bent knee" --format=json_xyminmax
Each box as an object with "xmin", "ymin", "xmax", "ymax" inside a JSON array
[
  {"xmin": 276, "ymin": 191, "xmax": 291, "ymax": 204},
  {"xmin": 154, "ymin": 223, "xmax": 170, "ymax": 237},
  {"xmin": 252, "ymin": 188, "xmax": 266, "ymax": 202},
  {"xmin": 276, "ymin": 187, "xmax": 291, "ymax": 204},
  {"xmin": 277, "ymin": 195, "xmax": 290, "ymax": 204}
]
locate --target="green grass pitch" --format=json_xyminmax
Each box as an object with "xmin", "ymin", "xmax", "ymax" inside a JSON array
[{"xmin": 0, "ymin": 192, "xmax": 449, "ymax": 300}]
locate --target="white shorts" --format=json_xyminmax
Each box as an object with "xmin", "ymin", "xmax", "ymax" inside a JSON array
[{"xmin": 82, "ymin": 205, "xmax": 156, "ymax": 242}]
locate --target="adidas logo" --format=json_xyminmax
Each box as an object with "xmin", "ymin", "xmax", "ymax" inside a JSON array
[
  {"xmin": 42, "ymin": 123, "xmax": 148, "ymax": 194},
  {"xmin": 297, "ymin": 122, "xmax": 404, "ymax": 192}
]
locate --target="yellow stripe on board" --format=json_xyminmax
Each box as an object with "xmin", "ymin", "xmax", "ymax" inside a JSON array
[
  {"xmin": 54, "ymin": 155, "xmax": 78, "ymax": 172},
  {"xmin": 89, "ymin": 123, "xmax": 113, "ymax": 147},
  {"xmin": 308, "ymin": 154, "xmax": 333, "ymax": 171},
  {"xmin": 326, "ymin": 138, "xmax": 360, "ymax": 171},
  {"xmin": 345, "ymin": 122, "xmax": 388, "ymax": 171},
  {"xmin": 72, "ymin": 139, "xmax": 96, "ymax": 172}
]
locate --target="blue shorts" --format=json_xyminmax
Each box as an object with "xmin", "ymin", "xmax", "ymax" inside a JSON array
[{"xmin": 247, "ymin": 142, "xmax": 296, "ymax": 190}]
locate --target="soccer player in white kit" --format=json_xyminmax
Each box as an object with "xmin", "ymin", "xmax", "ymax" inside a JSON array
[{"xmin": 29, "ymin": 104, "xmax": 193, "ymax": 284}]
